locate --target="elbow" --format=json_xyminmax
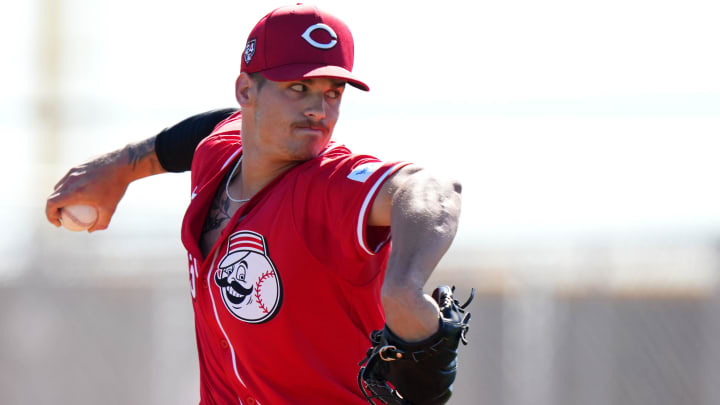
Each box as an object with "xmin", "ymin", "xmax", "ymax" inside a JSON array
[
  {"xmin": 444, "ymin": 177, "xmax": 462, "ymax": 208},
  {"xmin": 452, "ymin": 178, "xmax": 462, "ymax": 195},
  {"xmin": 447, "ymin": 178, "xmax": 463, "ymax": 227},
  {"xmin": 433, "ymin": 177, "xmax": 462, "ymax": 236},
  {"xmin": 416, "ymin": 170, "xmax": 463, "ymax": 216}
]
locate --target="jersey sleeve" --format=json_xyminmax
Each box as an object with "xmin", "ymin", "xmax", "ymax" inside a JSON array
[{"xmin": 293, "ymin": 147, "xmax": 410, "ymax": 283}]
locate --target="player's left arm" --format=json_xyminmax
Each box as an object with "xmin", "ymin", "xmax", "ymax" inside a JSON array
[{"xmin": 368, "ymin": 165, "xmax": 462, "ymax": 342}]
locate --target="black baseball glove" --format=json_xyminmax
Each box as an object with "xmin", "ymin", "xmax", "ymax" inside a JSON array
[{"xmin": 358, "ymin": 285, "xmax": 474, "ymax": 405}]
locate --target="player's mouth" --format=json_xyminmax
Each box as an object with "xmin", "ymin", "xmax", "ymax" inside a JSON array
[
  {"xmin": 294, "ymin": 127, "xmax": 326, "ymax": 136},
  {"xmin": 293, "ymin": 121, "xmax": 328, "ymax": 136}
]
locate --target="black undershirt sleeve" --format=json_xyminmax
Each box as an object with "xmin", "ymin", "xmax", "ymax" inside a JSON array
[{"xmin": 154, "ymin": 108, "xmax": 238, "ymax": 172}]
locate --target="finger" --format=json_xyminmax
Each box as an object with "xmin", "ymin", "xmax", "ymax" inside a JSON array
[
  {"xmin": 46, "ymin": 187, "xmax": 95, "ymax": 228},
  {"xmin": 47, "ymin": 212, "xmax": 62, "ymax": 227},
  {"xmin": 45, "ymin": 195, "xmax": 64, "ymax": 227},
  {"xmin": 53, "ymin": 167, "xmax": 89, "ymax": 192},
  {"xmin": 88, "ymin": 221, "xmax": 109, "ymax": 233},
  {"xmin": 88, "ymin": 207, "xmax": 113, "ymax": 233}
]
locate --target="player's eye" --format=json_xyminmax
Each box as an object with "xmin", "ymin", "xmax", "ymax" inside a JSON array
[
  {"xmin": 290, "ymin": 83, "xmax": 306, "ymax": 92},
  {"xmin": 326, "ymin": 90, "xmax": 340, "ymax": 99}
]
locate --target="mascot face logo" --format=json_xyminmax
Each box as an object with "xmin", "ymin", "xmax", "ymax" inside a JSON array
[{"xmin": 214, "ymin": 231, "xmax": 282, "ymax": 323}]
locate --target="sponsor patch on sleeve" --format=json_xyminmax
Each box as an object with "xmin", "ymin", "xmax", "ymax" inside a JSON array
[{"xmin": 347, "ymin": 162, "xmax": 382, "ymax": 183}]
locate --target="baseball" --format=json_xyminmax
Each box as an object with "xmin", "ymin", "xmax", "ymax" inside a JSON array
[{"xmin": 60, "ymin": 204, "xmax": 98, "ymax": 232}]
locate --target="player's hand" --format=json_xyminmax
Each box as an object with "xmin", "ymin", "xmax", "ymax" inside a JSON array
[{"xmin": 46, "ymin": 151, "xmax": 131, "ymax": 232}]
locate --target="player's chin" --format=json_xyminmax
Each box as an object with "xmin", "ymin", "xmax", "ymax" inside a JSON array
[{"xmin": 291, "ymin": 142, "xmax": 330, "ymax": 161}]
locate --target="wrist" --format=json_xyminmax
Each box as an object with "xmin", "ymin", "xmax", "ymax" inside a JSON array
[
  {"xmin": 109, "ymin": 148, "xmax": 136, "ymax": 184},
  {"xmin": 381, "ymin": 287, "xmax": 440, "ymax": 342},
  {"xmin": 121, "ymin": 138, "xmax": 165, "ymax": 183}
]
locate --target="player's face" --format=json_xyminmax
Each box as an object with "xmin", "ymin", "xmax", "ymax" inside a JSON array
[{"xmin": 249, "ymin": 77, "xmax": 345, "ymax": 162}]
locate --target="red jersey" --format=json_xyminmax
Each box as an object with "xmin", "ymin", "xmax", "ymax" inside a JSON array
[{"xmin": 181, "ymin": 112, "xmax": 409, "ymax": 405}]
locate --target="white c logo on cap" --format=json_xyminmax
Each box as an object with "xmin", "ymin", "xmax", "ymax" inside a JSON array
[{"xmin": 301, "ymin": 23, "xmax": 338, "ymax": 49}]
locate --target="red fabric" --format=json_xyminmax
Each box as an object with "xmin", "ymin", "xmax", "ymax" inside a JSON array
[{"xmin": 181, "ymin": 112, "xmax": 409, "ymax": 404}]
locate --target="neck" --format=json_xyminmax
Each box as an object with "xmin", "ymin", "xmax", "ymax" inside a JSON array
[
  {"xmin": 238, "ymin": 118, "xmax": 306, "ymax": 193},
  {"xmin": 239, "ymin": 148, "xmax": 300, "ymax": 196}
]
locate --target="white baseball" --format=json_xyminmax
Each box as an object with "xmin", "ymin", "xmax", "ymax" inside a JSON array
[{"xmin": 60, "ymin": 204, "xmax": 98, "ymax": 232}]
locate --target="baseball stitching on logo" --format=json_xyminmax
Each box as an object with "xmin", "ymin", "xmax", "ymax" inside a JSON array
[{"xmin": 255, "ymin": 271, "xmax": 276, "ymax": 314}]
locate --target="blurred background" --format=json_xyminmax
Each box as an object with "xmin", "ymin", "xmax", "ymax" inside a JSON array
[{"xmin": 2, "ymin": 0, "xmax": 720, "ymax": 404}]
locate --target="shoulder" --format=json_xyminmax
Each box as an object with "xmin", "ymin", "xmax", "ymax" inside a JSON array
[
  {"xmin": 298, "ymin": 142, "xmax": 411, "ymax": 197},
  {"xmin": 311, "ymin": 143, "xmax": 387, "ymax": 175},
  {"xmin": 195, "ymin": 111, "xmax": 243, "ymax": 151},
  {"xmin": 213, "ymin": 110, "xmax": 242, "ymax": 133},
  {"xmin": 191, "ymin": 112, "xmax": 243, "ymax": 183},
  {"xmin": 195, "ymin": 112, "xmax": 243, "ymax": 161}
]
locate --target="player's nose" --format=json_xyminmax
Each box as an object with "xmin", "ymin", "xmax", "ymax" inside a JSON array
[{"xmin": 303, "ymin": 93, "xmax": 326, "ymax": 121}]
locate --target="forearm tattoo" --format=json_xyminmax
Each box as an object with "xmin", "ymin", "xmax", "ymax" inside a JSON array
[{"xmin": 126, "ymin": 138, "xmax": 157, "ymax": 172}]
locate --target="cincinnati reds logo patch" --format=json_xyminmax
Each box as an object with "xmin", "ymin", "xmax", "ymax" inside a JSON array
[{"xmin": 214, "ymin": 231, "xmax": 282, "ymax": 323}]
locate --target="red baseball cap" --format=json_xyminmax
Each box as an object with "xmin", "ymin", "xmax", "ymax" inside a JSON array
[{"xmin": 241, "ymin": 4, "xmax": 369, "ymax": 91}]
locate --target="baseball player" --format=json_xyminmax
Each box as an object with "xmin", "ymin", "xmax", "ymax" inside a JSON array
[{"xmin": 47, "ymin": 5, "xmax": 471, "ymax": 404}]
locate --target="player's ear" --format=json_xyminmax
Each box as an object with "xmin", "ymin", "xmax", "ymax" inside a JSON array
[{"xmin": 235, "ymin": 72, "xmax": 253, "ymax": 107}]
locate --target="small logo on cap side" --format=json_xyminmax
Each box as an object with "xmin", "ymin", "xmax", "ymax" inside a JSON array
[
  {"xmin": 244, "ymin": 38, "xmax": 256, "ymax": 64},
  {"xmin": 301, "ymin": 23, "xmax": 337, "ymax": 50}
]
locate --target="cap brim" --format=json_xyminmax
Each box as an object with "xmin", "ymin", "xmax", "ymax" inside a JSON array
[{"xmin": 260, "ymin": 64, "xmax": 369, "ymax": 91}]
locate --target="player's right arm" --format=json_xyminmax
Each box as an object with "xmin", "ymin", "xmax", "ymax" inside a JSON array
[{"xmin": 45, "ymin": 108, "xmax": 237, "ymax": 231}]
